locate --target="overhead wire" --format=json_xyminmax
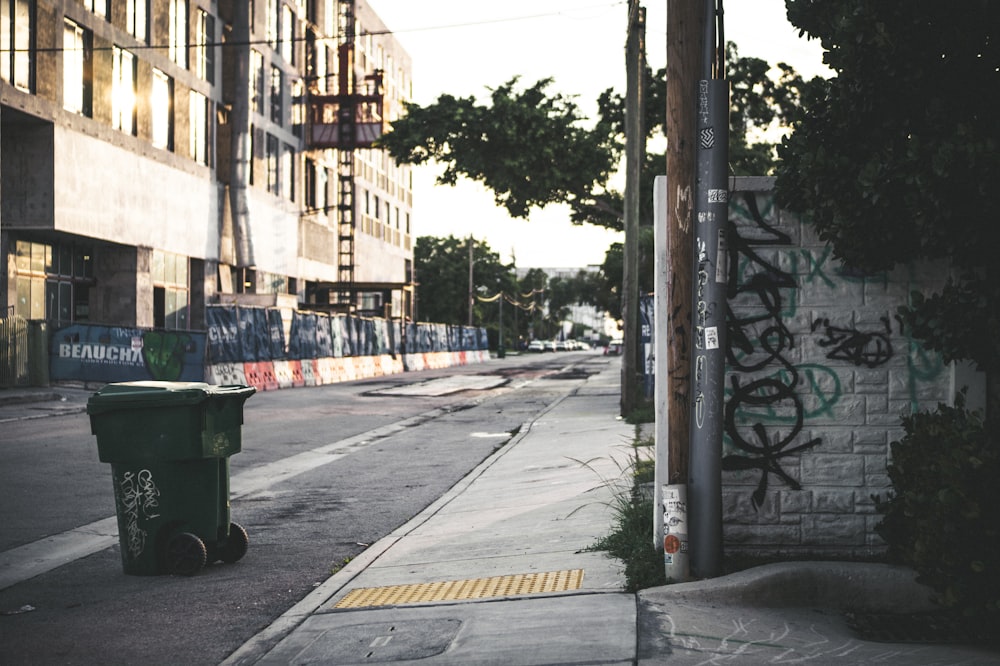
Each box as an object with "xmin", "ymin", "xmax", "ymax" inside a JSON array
[{"xmin": 14, "ymin": 1, "xmax": 626, "ymax": 55}]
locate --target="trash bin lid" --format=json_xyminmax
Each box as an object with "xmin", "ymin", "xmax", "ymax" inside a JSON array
[{"xmin": 87, "ymin": 381, "xmax": 255, "ymax": 415}]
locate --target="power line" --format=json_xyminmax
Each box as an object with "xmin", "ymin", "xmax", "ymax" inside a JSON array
[{"xmin": 8, "ymin": 1, "xmax": 624, "ymax": 55}]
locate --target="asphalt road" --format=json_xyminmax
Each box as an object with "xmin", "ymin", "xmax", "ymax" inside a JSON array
[{"xmin": 0, "ymin": 352, "xmax": 604, "ymax": 665}]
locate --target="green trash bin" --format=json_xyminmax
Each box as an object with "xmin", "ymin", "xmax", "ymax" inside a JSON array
[{"xmin": 87, "ymin": 381, "xmax": 256, "ymax": 576}]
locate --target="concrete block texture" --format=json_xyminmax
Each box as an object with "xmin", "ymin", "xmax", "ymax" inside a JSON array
[{"xmin": 721, "ymin": 183, "xmax": 963, "ymax": 556}]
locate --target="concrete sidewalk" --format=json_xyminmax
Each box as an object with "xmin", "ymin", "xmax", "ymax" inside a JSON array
[
  {"xmin": 224, "ymin": 360, "xmax": 1000, "ymax": 666},
  {"xmin": 5, "ymin": 368, "xmax": 998, "ymax": 664}
]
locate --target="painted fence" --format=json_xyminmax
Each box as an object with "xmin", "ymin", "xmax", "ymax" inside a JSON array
[
  {"xmin": 204, "ymin": 306, "xmax": 490, "ymax": 392},
  {"xmin": 715, "ymin": 177, "xmax": 971, "ymax": 558},
  {"xmin": 44, "ymin": 309, "xmax": 488, "ymax": 389},
  {"xmin": 50, "ymin": 323, "xmax": 207, "ymax": 383}
]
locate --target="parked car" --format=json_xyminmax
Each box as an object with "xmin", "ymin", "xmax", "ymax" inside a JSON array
[{"xmin": 527, "ymin": 340, "xmax": 547, "ymax": 353}]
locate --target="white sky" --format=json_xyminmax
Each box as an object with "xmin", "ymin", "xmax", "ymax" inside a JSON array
[{"xmin": 365, "ymin": 0, "xmax": 830, "ymax": 268}]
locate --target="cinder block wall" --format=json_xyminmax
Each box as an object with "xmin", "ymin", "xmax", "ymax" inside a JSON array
[{"xmin": 722, "ymin": 177, "xmax": 966, "ymax": 558}]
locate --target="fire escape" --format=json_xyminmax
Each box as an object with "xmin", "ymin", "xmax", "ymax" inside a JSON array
[{"xmin": 307, "ymin": 0, "xmax": 384, "ymax": 313}]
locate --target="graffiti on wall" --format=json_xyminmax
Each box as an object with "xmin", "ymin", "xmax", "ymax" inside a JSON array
[
  {"xmin": 722, "ymin": 192, "xmax": 821, "ymax": 507},
  {"xmin": 720, "ymin": 191, "xmax": 945, "ymax": 508}
]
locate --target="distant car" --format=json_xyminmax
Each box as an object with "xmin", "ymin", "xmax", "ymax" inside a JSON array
[
  {"xmin": 555, "ymin": 340, "xmax": 568, "ymax": 351},
  {"xmin": 527, "ymin": 340, "xmax": 547, "ymax": 353},
  {"xmin": 604, "ymin": 340, "xmax": 623, "ymax": 356},
  {"xmin": 546, "ymin": 340, "xmax": 558, "ymax": 352}
]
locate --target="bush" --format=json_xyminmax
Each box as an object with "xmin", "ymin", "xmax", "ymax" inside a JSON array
[{"xmin": 875, "ymin": 397, "xmax": 1000, "ymax": 618}]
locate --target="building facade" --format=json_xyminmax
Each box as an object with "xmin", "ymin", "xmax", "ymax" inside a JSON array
[{"xmin": 1, "ymin": 0, "xmax": 413, "ymax": 330}]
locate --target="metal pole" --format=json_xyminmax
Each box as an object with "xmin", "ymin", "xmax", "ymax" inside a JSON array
[
  {"xmin": 467, "ymin": 236, "xmax": 474, "ymax": 327},
  {"xmin": 498, "ymin": 296, "xmax": 505, "ymax": 358},
  {"xmin": 688, "ymin": 0, "xmax": 728, "ymax": 579}
]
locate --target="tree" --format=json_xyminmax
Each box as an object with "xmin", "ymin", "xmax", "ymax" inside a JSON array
[
  {"xmin": 596, "ymin": 227, "xmax": 656, "ymax": 322},
  {"xmin": 380, "ymin": 44, "xmax": 806, "ymax": 233},
  {"xmin": 413, "ymin": 235, "xmax": 515, "ymax": 326},
  {"xmin": 597, "ymin": 42, "xmax": 811, "ymax": 183},
  {"xmin": 378, "ymin": 79, "xmax": 622, "ymax": 229},
  {"xmin": 775, "ymin": 0, "xmax": 1000, "ymax": 408}
]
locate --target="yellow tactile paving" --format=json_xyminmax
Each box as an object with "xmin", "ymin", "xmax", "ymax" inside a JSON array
[{"xmin": 333, "ymin": 569, "xmax": 585, "ymax": 609}]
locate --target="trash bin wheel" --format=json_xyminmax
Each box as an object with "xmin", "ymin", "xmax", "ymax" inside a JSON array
[
  {"xmin": 218, "ymin": 522, "xmax": 249, "ymax": 564},
  {"xmin": 165, "ymin": 532, "xmax": 208, "ymax": 576}
]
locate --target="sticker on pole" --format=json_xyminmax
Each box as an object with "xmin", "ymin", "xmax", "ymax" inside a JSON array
[
  {"xmin": 662, "ymin": 485, "xmax": 689, "ymax": 578},
  {"xmin": 704, "ymin": 326, "xmax": 719, "ymax": 350}
]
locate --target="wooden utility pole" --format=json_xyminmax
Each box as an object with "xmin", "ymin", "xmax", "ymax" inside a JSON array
[
  {"xmin": 665, "ymin": 0, "xmax": 702, "ymax": 483},
  {"xmin": 622, "ymin": 0, "xmax": 646, "ymax": 415}
]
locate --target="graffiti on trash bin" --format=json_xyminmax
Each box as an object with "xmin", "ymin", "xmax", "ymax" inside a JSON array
[{"xmin": 117, "ymin": 469, "xmax": 161, "ymax": 558}]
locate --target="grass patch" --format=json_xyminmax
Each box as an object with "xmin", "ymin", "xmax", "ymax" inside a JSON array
[{"xmin": 587, "ymin": 425, "xmax": 666, "ymax": 592}]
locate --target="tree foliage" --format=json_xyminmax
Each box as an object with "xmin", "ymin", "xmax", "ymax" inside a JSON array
[
  {"xmin": 413, "ymin": 235, "xmax": 515, "ymax": 326},
  {"xmin": 380, "ymin": 45, "xmax": 807, "ymax": 233},
  {"xmin": 596, "ymin": 227, "xmax": 655, "ymax": 322},
  {"xmin": 775, "ymin": 0, "xmax": 1000, "ymax": 378},
  {"xmin": 598, "ymin": 43, "xmax": 812, "ymax": 178},
  {"xmin": 379, "ymin": 79, "xmax": 621, "ymax": 228}
]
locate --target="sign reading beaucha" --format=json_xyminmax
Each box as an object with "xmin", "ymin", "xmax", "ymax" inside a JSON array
[{"xmin": 51, "ymin": 323, "xmax": 206, "ymax": 383}]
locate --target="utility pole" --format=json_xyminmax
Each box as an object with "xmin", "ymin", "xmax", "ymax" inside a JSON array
[
  {"xmin": 654, "ymin": 0, "xmax": 701, "ymax": 581},
  {"xmin": 665, "ymin": 0, "xmax": 700, "ymax": 486},
  {"xmin": 467, "ymin": 235, "xmax": 474, "ymax": 327},
  {"xmin": 622, "ymin": 0, "xmax": 646, "ymax": 416},
  {"xmin": 688, "ymin": 0, "xmax": 728, "ymax": 579}
]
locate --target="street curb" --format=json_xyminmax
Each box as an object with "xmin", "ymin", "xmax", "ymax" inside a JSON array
[{"xmin": 639, "ymin": 561, "xmax": 937, "ymax": 614}]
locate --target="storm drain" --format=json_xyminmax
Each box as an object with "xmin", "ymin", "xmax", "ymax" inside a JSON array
[{"xmin": 334, "ymin": 569, "xmax": 584, "ymax": 609}]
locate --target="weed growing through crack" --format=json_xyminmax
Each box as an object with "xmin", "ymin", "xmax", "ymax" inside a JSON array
[{"xmin": 581, "ymin": 424, "xmax": 667, "ymax": 592}]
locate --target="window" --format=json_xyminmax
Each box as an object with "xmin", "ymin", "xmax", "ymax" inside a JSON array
[
  {"xmin": 266, "ymin": 0, "xmax": 278, "ymax": 49},
  {"xmin": 63, "ymin": 19, "xmax": 92, "ymax": 116},
  {"xmin": 269, "ymin": 64, "xmax": 282, "ymax": 124},
  {"xmin": 306, "ymin": 27, "xmax": 326, "ymax": 93},
  {"xmin": 195, "ymin": 9, "xmax": 215, "ymax": 83},
  {"xmin": 168, "ymin": 0, "xmax": 187, "ymax": 67},
  {"xmin": 112, "ymin": 46, "xmax": 136, "ymax": 135},
  {"xmin": 152, "ymin": 250, "xmax": 189, "ymax": 330},
  {"xmin": 281, "ymin": 4, "xmax": 293, "ymax": 64},
  {"xmin": 305, "ymin": 158, "xmax": 327, "ymax": 211},
  {"xmin": 1, "ymin": 0, "xmax": 33, "ymax": 92},
  {"xmin": 250, "ymin": 49, "xmax": 263, "ymax": 113},
  {"xmin": 126, "ymin": 0, "xmax": 147, "ymax": 42},
  {"xmin": 266, "ymin": 133, "xmax": 279, "ymax": 195},
  {"xmin": 282, "ymin": 142, "xmax": 294, "ymax": 201},
  {"xmin": 82, "ymin": 0, "xmax": 108, "ymax": 19},
  {"xmin": 151, "ymin": 68, "xmax": 173, "ymax": 150},
  {"xmin": 14, "ymin": 240, "xmax": 93, "ymax": 321},
  {"xmin": 315, "ymin": 39, "xmax": 326, "ymax": 92},
  {"xmin": 291, "ymin": 78, "xmax": 304, "ymax": 136},
  {"xmin": 189, "ymin": 90, "xmax": 207, "ymax": 164},
  {"xmin": 323, "ymin": 0, "xmax": 334, "ymax": 37}
]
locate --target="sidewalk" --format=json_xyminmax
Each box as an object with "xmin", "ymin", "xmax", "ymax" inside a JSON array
[
  {"xmin": 5, "ymin": 370, "xmax": 998, "ymax": 664},
  {"xmin": 224, "ymin": 360, "xmax": 1000, "ymax": 666},
  {"xmin": 0, "ymin": 385, "xmax": 92, "ymax": 423}
]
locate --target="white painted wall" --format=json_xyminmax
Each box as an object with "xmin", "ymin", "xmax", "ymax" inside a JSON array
[{"xmin": 53, "ymin": 128, "xmax": 219, "ymax": 260}]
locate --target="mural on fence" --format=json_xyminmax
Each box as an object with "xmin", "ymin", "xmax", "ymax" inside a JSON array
[
  {"xmin": 721, "ymin": 190, "xmax": 945, "ymax": 508},
  {"xmin": 50, "ymin": 323, "xmax": 205, "ymax": 383},
  {"xmin": 206, "ymin": 305, "xmax": 487, "ymax": 364}
]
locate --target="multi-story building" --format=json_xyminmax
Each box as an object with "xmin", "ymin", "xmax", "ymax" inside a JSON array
[{"xmin": 0, "ymin": 0, "xmax": 414, "ymax": 331}]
